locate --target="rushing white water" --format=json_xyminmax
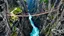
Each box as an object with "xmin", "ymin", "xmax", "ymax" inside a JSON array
[
  {"xmin": 28, "ymin": 13, "xmax": 39, "ymax": 36},
  {"xmin": 26, "ymin": 0, "xmax": 39, "ymax": 35}
]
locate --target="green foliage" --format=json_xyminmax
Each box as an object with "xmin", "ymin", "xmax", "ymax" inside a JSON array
[
  {"xmin": 12, "ymin": 7, "xmax": 22, "ymax": 14},
  {"xmin": 24, "ymin": 0, "xmax": 26, "ymax": 2},
  {"xmin": 10, "ymin": 24, "xmax": 18, "ymax": 36},
  {"xmin": 11, "ymin": 32, "xmax": 17, "ymax": 36},
  {"xmin": 9, "ymin": 7, "xmax": 22, "ymax": 23},
  {"xmin": 9, "ymin": 22, "xmax": 13, "ymax": 27},
  {"xmin": 40, "ymin": 0, "xmax": 48, "ymax": 4},
  {"xmin": 40, "ymin": 0, "xmax": 43, "ymax": 3},
  {"xmin": 11, "ymin": 26, "xmax": 17, "ymax": 36},
  {"xmin": 10, "ymin": 16, "xmax": 18, "ymax": 21},
  {"xmin": 44, "ymin": 0, "xmax": 48, "ymax": 4},
  {"xmin": 48, "ymin": 15, "xmax": 54, "ymax": 21},
  {"xmin": 9, "ymin": 17, "xmax": 18, "ymax": 36},
  {"xmin": 9, "ymin": 15, "xmax": 18, "ymax": 27},
  {"xmin": 9, "ymin": 7, "xmax": 22, "ymax": 36}
]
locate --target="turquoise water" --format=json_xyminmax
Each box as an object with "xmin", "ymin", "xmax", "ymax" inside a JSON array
[
  {"xmin": 29, "ymin": 14, "xmax": 39, "ymax": 36},
  {"xmin": 27, "ymin": 0, "xmax": 39, "ymax": 36}
]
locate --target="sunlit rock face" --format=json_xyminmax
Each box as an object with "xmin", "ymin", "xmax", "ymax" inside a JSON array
[
  {"xmin": 0, "ymin": 21, "xmax": 6, "ymax": 36},
  {"xmin": 0, "ymin": 16, "xmax": 3, "ymax": 21},
  {"xmin": 0, "ymin": 16, "xmax": 6, "ymax": 36},
  {"xmin": 0, "ymin": 17, "xmax": 3, "ymax": 33},
  {"xmin": 0, "ymin": 1, "xmax": 9, "ymax": 36},
  {"xmin": 0, "ymin": 0, "xmax": 5, "ymax": 12},
  {"xmin": 0, "ymin": 5, "xmax": 6, "ymax": 36},
  {"xmin": 51, "ymin": 12, "xmax": 64, "ymax": 36},
  {"xmin": 0, "ymin": 6, "xmax": 3, "ymax": 12},
  {"xmin": 0, "ymin": 0, "xmax": 4, "ymax": 4},
  {"xmin": 59, "ymin": 4, "xmax": 64, "ymax": 14},
  {"xmin": 0, "ymin": 1, "xmax": 4, "ymax": 33},
  {"xmin": 54, "ymin": 0, "xmax": 60, "ymax": 8}
]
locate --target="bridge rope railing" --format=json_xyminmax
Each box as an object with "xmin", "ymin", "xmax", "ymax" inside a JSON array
[{"xmin": 7, "ymin": 9, "xmax": 57, "ymax": 17}]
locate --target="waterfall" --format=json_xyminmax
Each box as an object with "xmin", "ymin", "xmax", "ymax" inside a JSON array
[
  {"xmin": 28, "ymin": 13, "xmax": 39, "ymax": 36},
  {"xmin": 26, "ymin": 0, "xmax": 39, "ymax": 36}
]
